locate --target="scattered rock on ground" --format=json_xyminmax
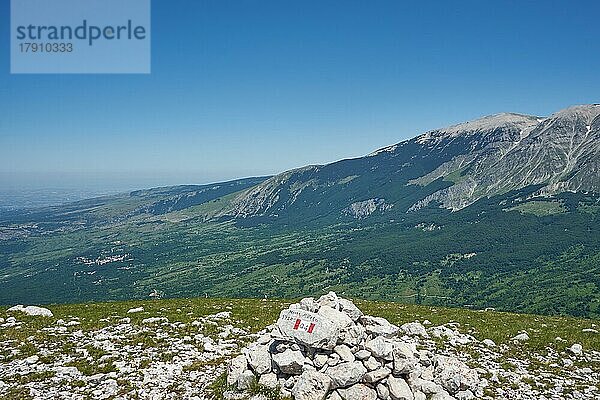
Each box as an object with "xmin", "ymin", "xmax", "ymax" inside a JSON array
[
  {"xmin": 7, "ymin": 305, "xmax": 53, "ymax": 317},
  {"xmin": 227, "ymin": 292, "xmax": 486, "ymax": 400}
]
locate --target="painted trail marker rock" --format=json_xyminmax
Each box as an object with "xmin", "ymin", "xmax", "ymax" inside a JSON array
[
  {"xmin": 277, "ymin": 308, "xmax": 340, "ymax": 350},
  {"xmin": 228, "ymin": 292, "xmax": 487, "ymax": 400}
]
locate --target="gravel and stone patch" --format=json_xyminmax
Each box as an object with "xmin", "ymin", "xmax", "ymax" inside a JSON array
[
  {"xmin": 1, "ymin": 296, "xmax": 598, "ymax": 399},
  {"xmin": 0, "ymin": 307, "xmax": 248, "ymax": 399},
  {"xmin": 228, "ymin": 292, "xmax": 600, "ymax": 400}
]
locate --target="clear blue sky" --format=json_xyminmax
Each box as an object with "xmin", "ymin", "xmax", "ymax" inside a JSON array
[{"xmin": 1, "ymin": 0, "xmax": 599, "ymax": 191}]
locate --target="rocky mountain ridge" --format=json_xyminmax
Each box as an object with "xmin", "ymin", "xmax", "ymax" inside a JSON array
[
  {"xmin": 220, "ymin": 104, "xmax": 600, "ymax": 219},
  {"xmin": 411, "ymin": 105, "xmax": 600, "ymax": 210}
]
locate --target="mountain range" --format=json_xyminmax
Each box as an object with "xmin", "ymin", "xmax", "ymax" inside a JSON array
[
  {"xmin": 1, "ymin": 104, "xmax": 599, "ymax": 318},
  {"xmin": 219, "ymin": 104, "xmax": 600, "ymax": 220}
]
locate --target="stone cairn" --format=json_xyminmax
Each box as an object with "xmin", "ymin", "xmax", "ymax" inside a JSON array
[{"xmin": 227, "ymin": 292, "xmax": 485, "ymax": 400}]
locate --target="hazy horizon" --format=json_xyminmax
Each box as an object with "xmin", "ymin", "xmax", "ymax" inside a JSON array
[
  {"xmin": 3, "ymin": 1, "xmax": 600, "ymax": 198},
  {"xmin": 0, "ymin": 101, "xmax": 592, "ymax": 201}
]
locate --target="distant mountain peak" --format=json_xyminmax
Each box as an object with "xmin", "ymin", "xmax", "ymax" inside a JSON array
[
  {"xmin": 369, "ymin": 112, "xmax": 539, "ymax": 156},
  {"xmin": 415, "ymin": 112, "xmax": 540, "ymax": 145},
  {"xmin": 547, "ymin": 104, "xmax": 600, "ymax": 123},
  {"xmin": 438, "ymin": 112, "xmax": 539, "ymax": 133},
  {"xmin": 410, "ymin": 103, "xmax": 600, "ymax": 211},
  {"xmin": 219, "ymin": 103, "xmax": 600, "ymax": 219}
]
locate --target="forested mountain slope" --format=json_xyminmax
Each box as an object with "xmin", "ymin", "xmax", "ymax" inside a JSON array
[{"xmin": 1, "ymin": 105, "xmax": 599, "ymax": 318}]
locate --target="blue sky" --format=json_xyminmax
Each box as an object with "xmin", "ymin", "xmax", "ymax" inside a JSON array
[{"xmin": 1, "ymin": 0, "xmax": 600, "ymax": 191}]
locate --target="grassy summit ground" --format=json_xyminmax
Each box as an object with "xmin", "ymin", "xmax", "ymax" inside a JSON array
[
  {"xmin": 1, "ymin": 297, "xmax": 599, "ymax": 398},
  {"xmin": 3, "ymin": 297, "xmax": 599, "ymax": 354}
]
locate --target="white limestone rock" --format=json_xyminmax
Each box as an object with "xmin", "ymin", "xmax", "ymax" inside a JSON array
[
  {"xmin": 365, "ymin": 336, "xmax": 393, "ymax": 360},
  {"xmin": 328, "ymin": 390, "xmax": 343, "ymax": 400},
  {"xmin": 429, "ymin": 326, "xmax": 456, "ymax": 339},
  {"xmin": 392, "ymin": 342, "xmax": 418, "ymax": 375},
  {"xmin": 433, "ymin": 355, "xmax": 479, "ymax": 395},
  {"xmin": 7, "ymin": 305, "xmax": 53, "ymax": 317},
  {"xmin": 249, "ymin": 395, "xmax": 269, "ymax": 400},
  {"xmin": 387, "ymin": 375, "xmax": 414, "ymax": 400},
  {"xmin": 318, "ymin": 306, "xmax": 354, "ymax": 330},
  {"xmin": 430, "ymin": 392, "xmax": 455, "ymax": 400},
  {"xmin": 340, "ymin": 322, "xmax": 366, "ymax": 347},
  {"xmin": 363, "ymin": 367, "xmax": 390, "ymax": 384},
  {"xmin": 360, "ymin": 316, "xmax": 400, "ymax": 338},
  {"xmin": 376, "ymin": 382, "xmax": 390, "ymax": 400},
  {"xmin": 227, "ymin": 355, "xmax": 249, "ymax": 387},
  {"xmin": 277, "ymin": 309, "xmax": 340, "ymax": 350},
  {"xmin": 363, "ymin": 356, "xmax": 381, "ymax": 371},
  {"xmin": 272, "ymin": 349, "xmax": 306, "ymax": 375},
  {"xmin": 258, "ymin": 373, "xmax": 279, "ymax": 389},
  {"xmin": 413, "ymin": 391, "xmax": 426, "ymax": 400},
  {"xmin": 317, "ymin": 292, "xmax": 340, "ymax": 310},
  {"xmin": 142, "ymin": 317, "xmax": 168, "ymax": 324},
  {"xmin": 300, "ymin": 298, "xmax": 320, "ymax": 313},
  {"xmin": 292, "ymin": 370, "xmax": 332, "ymax": 400},
  {"xmin": 328, "ymin": 353, "xmax": 341, "ymax": 367},
  {"xmin": 238, "ymin": 370, "xmax": 255, "ymax": 390},
  {"xmin": 244, "ymin": 344, "xmax": 272, "ymax": 375},
  {"xmin": 455, "ymin": 389, "xmax": 475, "ymax": 400},
  {"xmin": 337, "ymin": 383, "xmax": 377, "ymax": 400},
  {"xmin": 314, "ymin": 354, "xmax": 329, "ymax": 369},
  {"xmin": 334, "ymin": 345, "xmax": 355, "ymax": 363},
  {"xmin": 568, "ymin": 343, "xmax": 583, "ymax": 356},
  {"xmin": 326, "ymin": 361, "xmax": 367, "ymax": 388},
  {"xmin": 401, "ymin": 322, "xmax": 429, "ymax": 338},
  {"xmin": 409, "ymin": 378, "xmax": 444, "ymax": 395},
  {"xmin": 511, "ymin": 332, "xmax": 530, "ymax": 341},
  {"xmin": 338, "ymin": 298, "xmax": 363, "ymax": 322}
]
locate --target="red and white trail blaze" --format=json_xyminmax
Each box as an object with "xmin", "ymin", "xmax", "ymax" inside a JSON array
[{"xmin": 293, "ymin": 318, "xmax": 316, "ymax": 334}]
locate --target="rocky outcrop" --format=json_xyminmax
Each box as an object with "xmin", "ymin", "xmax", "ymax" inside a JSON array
[
  {"xmin": 227, "ymin": 292, "xmax": 486, "ymax": 400},
  {"xmin": 409, "ymin": 104, "xmax": 600, "ymax": 211},
  {"xmin": 342, "ymin": 198, "xmax": 393, "ymax": 219},
  {"xmin": 7, "ymin": 305, "xmax": 53, "ymax": 317}
]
